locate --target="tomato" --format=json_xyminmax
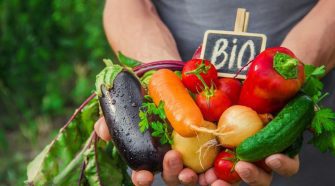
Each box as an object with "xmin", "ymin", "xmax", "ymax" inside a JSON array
[
  {"xmin": 182, "ymin": 59, "xmax": 218, "ymax": 93},
  {"xmin": 216, "ymin": 78, "xmax": 242, "ymax": 104},
  {"xmin": 195, "ymin": 89, "xmax": 232, "ymax": 122},
  {"xmin": 214, "ymin": 151, "xmax": 241, "ymax": 184}
]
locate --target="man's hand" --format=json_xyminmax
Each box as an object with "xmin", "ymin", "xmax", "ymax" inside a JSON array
[{"xmin": 94, "ymin": 117, "xmax": 300, "ymax": 186}]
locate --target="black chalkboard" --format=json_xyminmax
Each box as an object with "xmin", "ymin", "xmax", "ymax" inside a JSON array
[{"xmin": 201, "ymin": 30, "xmax": 267, "ymax": 79}]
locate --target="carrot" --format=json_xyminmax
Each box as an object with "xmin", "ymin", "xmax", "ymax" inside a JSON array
[{"xmin": 148, "ymin": 69, "xmax": 204, "ymax": 137}]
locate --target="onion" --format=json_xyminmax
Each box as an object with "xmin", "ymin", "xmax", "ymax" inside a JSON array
[
  {"xmin": 172, "ymin": 121, "xmax": 218, "ymax": 173},
  {"xmin": 217, "ymin": 105, "xmax": 263, "ymax": 147}
]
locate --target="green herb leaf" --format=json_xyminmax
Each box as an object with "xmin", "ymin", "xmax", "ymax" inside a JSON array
[
  {"xmin": 311, "ymin": 108, "xmax": 335, "ymax": 135},
  {"xmin": 302, "ymin": 65, "xmax": 326, "ymax": 99},
  {"xmin": 118, "ymin": 52, "xmax": 142, "ymax": 67},
  {"xmin": 310, "ymin": 132, "xmax": 335, "ymax": 156},
  {"xmin": 138, "ymin": 97, "xmax": 173, "ymax": 145},
  {"xmin": 303, "ymin": 64, "xmax": 335, "ymax": 156},
  {"xmin": 157, "ymin": 101, "xmax": 166, "ymax": 119},
  {"xmin": 139, "ymin": 110, "xmax": 149, "ymax": 133},
  {"xmin": 310, "ymin": 107, "xmax": 335, "ymax": 156},
  {"xmin": 304, "ymin": 65, "xmax": 325, "ymax": 78}
]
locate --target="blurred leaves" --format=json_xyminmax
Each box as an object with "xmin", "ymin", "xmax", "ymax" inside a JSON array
[
  {"xmin": 26, "ymin": 97, "xmax": 99, "ymax": 185},
  {"xmin": 0, "ymin": 0, "xmax": 113, "ymax": 185}
]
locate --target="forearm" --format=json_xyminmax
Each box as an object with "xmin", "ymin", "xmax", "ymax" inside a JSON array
[
  {"xmin": 103, "ymin": 0, "xmax": 181, "ymax": 63},
  {"xmin": 281, "ymin": 0, "xmax": 335, "ymax": 72}
]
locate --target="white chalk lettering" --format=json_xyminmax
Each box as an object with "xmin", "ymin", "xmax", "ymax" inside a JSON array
[
  {"xmin": 211, "ymin": 38, "xmax": 228, "ymax": 70},
  {"xmin": 237, "ymin": 40, "xmax": 255, "ymax": 70},
  {"xmin": 228, "ymin": 38, "xmax": 238, "ymax": 69}
]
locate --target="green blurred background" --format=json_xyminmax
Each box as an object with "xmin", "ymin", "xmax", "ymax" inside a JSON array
[{"xmin": 0, "ymin": 1, "xmax": 113, "ymax": 185}]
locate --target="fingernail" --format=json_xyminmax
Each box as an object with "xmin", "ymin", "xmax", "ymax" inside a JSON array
[
  {"xmin": 169, "ymin": 157, "xmax": 181, "ymax": 169},
  {"xmin": 179, "ymin": 174, "xmax": 195, "ymax": 184},
  {"xmin": 239, "ymin": 168, "xmax": 251, "ymax": 178},
  {"xmin": 137, "ymin": 175, "xmax": 148, "ymax": 186},
  {"xmin": 268, "ymin": 158, "xmax": 281, "ymax": 169}
]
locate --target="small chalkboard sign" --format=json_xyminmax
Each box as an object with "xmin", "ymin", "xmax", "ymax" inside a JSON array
[{"xmin": 200, "ymin": 9, "xmax": 267, "ymax": 79}]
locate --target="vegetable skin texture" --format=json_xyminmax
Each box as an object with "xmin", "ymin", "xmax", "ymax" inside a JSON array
[
  {"xmin": 181, "ymin": 59, "xmax": 218, "ymax": 93},
  {"xmin": 148, "ymin": 69, "xmax": 204, "ymax": 137},
  {"xmin": 99, "ymin": 71, "xmax": 170, "ymax": 172},
  {"xmin": 214, "ymin": 151, "xmax": 241, "ymax": 183},
  {"xmin": 216, "ymin": 78, "xmax": 241, "ymax": 104},
  {"xmin": 172, "ymin": 121, "xmax": 218, "ymax": 173},
  {"xmin": 217, "ymin": 105, "xmax": 263, "ymax": 147},
  {"xmin": 236, "ymin": 95, "xmax": 314, "ymax": 162},
  {"xmin": 238, "ymin": 47, "xmax": 305, "ymax": 114},
  {"xmin": 196, "ymin": 89, "xmax": 232, "ymax": 122}
]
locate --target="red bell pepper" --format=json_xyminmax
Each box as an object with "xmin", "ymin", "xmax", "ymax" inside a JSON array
[{"xmin": 238, "ymin": 47, "xmax": 305, "ymax": 114}]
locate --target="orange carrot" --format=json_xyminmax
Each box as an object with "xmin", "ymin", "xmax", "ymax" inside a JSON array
[{"xmin": 148, "ymin": 69, "xmax": 204, "ymax": 137}]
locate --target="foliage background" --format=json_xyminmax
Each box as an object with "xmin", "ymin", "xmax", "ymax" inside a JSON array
[{"xmin": 0, "ymin": 0, "xmax": 114, "ymax": 185}]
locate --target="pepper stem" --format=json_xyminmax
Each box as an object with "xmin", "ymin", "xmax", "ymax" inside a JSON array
[{"xmin": 273, "ymin": 52, "xmax": 299, "ymax": 79}]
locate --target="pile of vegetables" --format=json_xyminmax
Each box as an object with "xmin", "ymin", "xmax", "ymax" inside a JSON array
[{"xmin": 27, "ymin": 47, "xmax": 335, "ymax": 185}]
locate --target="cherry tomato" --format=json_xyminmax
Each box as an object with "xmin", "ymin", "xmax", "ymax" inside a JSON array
[
  {"xmin": 214, "ymin": 151, "xmax": 241, "ymax": 184},
  {"xmin": 182, "ymin": 59, "xmax": 218, "ymax": 93},
  {"xmin": 195, "ymin": 89, "xmax": 232, "ymax": 122},
  {"xmin": 216, "ymin": 78, "xmax": 241, "ymax": 104}
]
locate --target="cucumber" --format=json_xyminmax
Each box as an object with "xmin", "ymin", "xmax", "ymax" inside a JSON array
[
  {"xmin": 236, "ymin": 95, "xmax": 314, "ymax": 162},
  {"xmin": 283, "ymin": 135, "xmax": 304, "ymax": 158}
]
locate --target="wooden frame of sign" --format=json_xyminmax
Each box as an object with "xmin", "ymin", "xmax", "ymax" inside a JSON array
[{"xmin": 200, "ymin": 9, "xmax": 267, "ymax": 79}]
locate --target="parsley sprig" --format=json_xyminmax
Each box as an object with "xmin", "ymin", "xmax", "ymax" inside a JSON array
[
  {"xmin": 302, "ymin": 65, "xmax": 335, "ymax": 155},
  {"xmin": 139, "ymin": 95, "xmax": 173, "ymax": 145}
]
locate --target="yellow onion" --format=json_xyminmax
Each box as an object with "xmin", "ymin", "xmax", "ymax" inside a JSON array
[{"xmin": 217, "ymin": 105, "xmax": 263, "ymax": 147}]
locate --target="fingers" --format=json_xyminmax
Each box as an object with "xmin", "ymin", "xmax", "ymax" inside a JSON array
[
  {"xmin": 198, "ymin": 174, "xmax": 207, "ymax": 186},
  {"xmin": 204, "ymin": 168, "xmax": 218, "ymax": 184},
  {"xmin": 265, "ymin": 154, "xmax": 300, "ymax": 177},
  {"xmin": 235, "ymin": 161, "xmax": 272, "ymax": 186},
  {"xmin": 162, "ymin": 150, "xmax": 184, "ymax": 185},
  {"xmin": 94, "ymin": 117, "xmax": 112, "ymax": 141},
  {"xmin": 178, "ymin": 168, "xmax": 198, "ymax": 186},
  {"xmin": 211, "ymin": 180, "xmax": 233, "ymax": 186},
  {"xmin": 131, "ymin": 170, "xmax": 154, "ymax": 186}
]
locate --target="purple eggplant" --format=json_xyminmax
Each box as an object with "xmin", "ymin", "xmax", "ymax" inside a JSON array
[{"xmin": 99, "ymin": 70, "xmax": 170, "ymax": 172}]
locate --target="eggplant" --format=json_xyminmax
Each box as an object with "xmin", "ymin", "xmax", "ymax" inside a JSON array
[{"xmin": 99, "ymin": 70, "xmax": 170, "ymax": 172}]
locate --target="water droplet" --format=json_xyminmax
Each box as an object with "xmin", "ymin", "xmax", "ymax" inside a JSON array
[
  {"xmin": 131, "ymin": 102, "xmax": 137, "ymax": 107},
  {"xmin": 111, "ymin": 99, "xmax": 116, "ymax": 105},
  {"xmin": 120, "ymin": 93, "xmax": 124, "ymax": 97}
]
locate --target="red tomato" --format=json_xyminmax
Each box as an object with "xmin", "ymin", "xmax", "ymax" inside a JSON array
[
  {"xmin": 182, "ymin": 59, "xmax": 218, "ymax": 93},
  {"xmin": 195, "ymin": 89, "xmax": 232, "ymax": 122},
  {"xmin": 214, "ymin": 151, "xmax": 241, "ymax": 184},
  {"xmin": 216, "ymin": 78, "xmax": 242, "ymax": 104}
]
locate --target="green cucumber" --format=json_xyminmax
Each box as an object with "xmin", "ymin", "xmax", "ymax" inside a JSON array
[
  {"xmin": 236, "ymin": 95, "xmax": 314, "ymax": 162},
  {"xmin": 283, "ymin": 135, "xmax": 304, "ymax": 158}
]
